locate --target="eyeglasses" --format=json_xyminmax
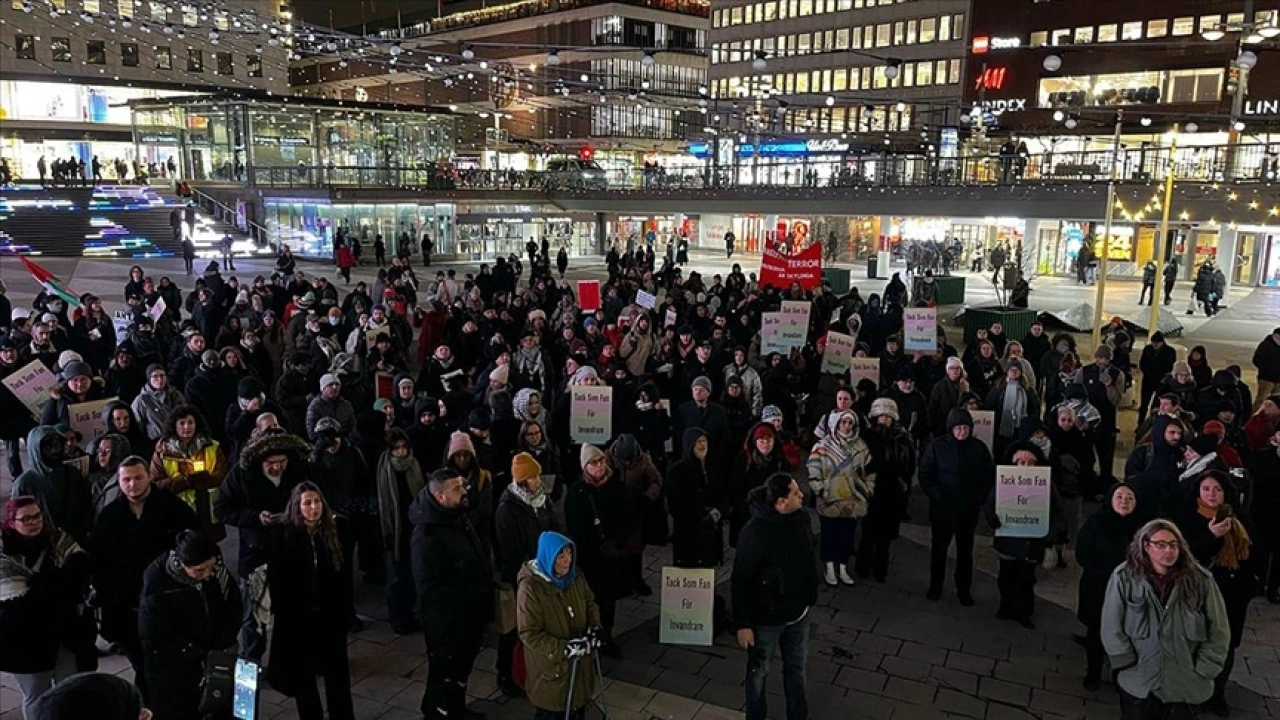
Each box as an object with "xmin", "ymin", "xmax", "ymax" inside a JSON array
[
  {"xmin": 1145, "ymin": 540, "xmax": 1179, "ymax": 551},
  {"xmin": 14, "ymin": 511, "xmax": 42, "ymax": 524}
]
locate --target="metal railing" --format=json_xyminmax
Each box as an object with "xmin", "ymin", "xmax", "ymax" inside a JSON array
[{"xmin": 246, "ymin": 142, "xmax": 1280, "ymax": 193}]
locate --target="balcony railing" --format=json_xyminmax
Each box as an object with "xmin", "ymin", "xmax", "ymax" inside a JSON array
[
  {"xmin": 367, "ymin": 0, "xmax": 710, "ymax": 41},
  {"xmin": 248, "ymin": 142, "xmax": 1280, "ymax": 192}
]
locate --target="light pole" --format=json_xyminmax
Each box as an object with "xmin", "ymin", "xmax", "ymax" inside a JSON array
[
  {"xmin": 1148, "ymin": 125, "xmax": 1179, "ymax": 334},
  {"xmin": 1091, "ymin": 110, "xmax": 1125, "ymax": 348}
]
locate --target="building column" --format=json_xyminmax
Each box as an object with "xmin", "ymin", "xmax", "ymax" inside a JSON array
[
  {"xmin": 1023, "ymin": 219, "xmax": 1046, "ymax": 280},
  {"xmin": 1216, "ymin": 226, "xmax": 1239, "ymax": 298}
]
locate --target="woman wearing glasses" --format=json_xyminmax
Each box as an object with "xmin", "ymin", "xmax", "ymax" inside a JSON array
[
  {"xmin": 1102, "ymin": 519, "xmax": 1230, "ymax": 719},
  {"xmin": 0, "ymin": 496, "xmax": 91, "ymax": 719}
]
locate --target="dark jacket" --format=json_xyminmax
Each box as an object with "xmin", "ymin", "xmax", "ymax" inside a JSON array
[
  {"xmin": 666, "ymin": 428, "xmax": 726, "ymax": 569},
  {"xmin": 409, "ymin": 484, "xmax": 494, "ymax": 647},
  {"xmin": 90, "ymin": 489, "xmax": 197, "ymax": 642},
  {"xmin": 213, "ymin": 433, "xmax": 309, "ymax": 579},
  {"xmin": 12, "ymin": 426, "xmax": 95, "ymax": 544},
  {"xmin": 39, "ymin": 377, "xmax": 110, "ymax": 427},
  {"xmin": 138, "ymin": 553, "xmax": 241, "ymax": 720},
  {"xmin": 0, "ymin": 530, "xmax": 91, "ymax": 674},
  {"xmin": 672, "ymin": 399, "xmax": 732, "ymax": 470},
  {"xmin": 862, "ymin": 421, "xmax": 917, "ymax": 540},
  {"xmin": 1253, "ymin": 335, "xmax": 1280, "ymax": 383},
  {"xmin": 1139, "ymin": 343, "xmax": 1177, "ymax": 390},
  {"xmin": 1075, "ymin": 492, "xmax": 1144, "ymax": 629},
  {"xmin": 731, "ymin": 491, "xmax": 819, "ymax": 628},
  {"xmin": 184, "ymin": 366, "xmax": 238, "ymax": 442},
  {"xmin": 564, "ymin": 471, "xmax": 636, "ymax": 603},
  {"xmin": 493, "ymin": 484, "xmax": 561, "ymax": 585},
  {"xmin": 919, "ymin": 410, "xmax": 996, "ymax": 517},
  {"xmin": 266, "ymin": 522, "xmax": 353, "ymax": 696}
]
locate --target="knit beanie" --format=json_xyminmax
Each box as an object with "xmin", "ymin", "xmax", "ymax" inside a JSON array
[
  {"xmin": 580, "ymin": 443, "xmax": 606, "ymax": 470},
  {"xmin": 1189, "ymin": 433, "xmax": 1219, "ymax": 456},
  {"xmin": 320, "ymin": 373, "xmax": 340, "ymax": 390},
  {"xmin": 1173, "ymin": 361, "xmax": 1192, "ymax": 377},
  {"xmin": 489, "ymin": 364, "xmax": 510, "ymax": 385},
  {"xmin": 237, "ymin": 377, "xmax": 264, "ymax": 399},
  {"xmin": 870, "ymin": 397, "xmax": 900, "ymax": 421},
  {"xmin": 691, "ymin": 375, "xmax": 712, "ymax": 393},
  {"xmin": 761, "ymin": 405, "xmax": 783, "ymax": 422},
  {"xmin": 511, "ymin": 452, "xmax": 542, "ymax": 484}
]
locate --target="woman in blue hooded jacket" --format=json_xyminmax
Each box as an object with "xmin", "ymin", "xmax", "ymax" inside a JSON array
[{"xmin": 517, "ymin": 532, "xmax": 602, "ymax": 720}]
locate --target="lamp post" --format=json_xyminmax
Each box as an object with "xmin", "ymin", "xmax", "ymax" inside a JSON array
[
  {"xmin": 1091, "ymin": 110, "xmax": 1125, "ymax": 348},
  {"xmin": 1149, "ymin": 124, "xmax": 1179, "ymax": 335}
]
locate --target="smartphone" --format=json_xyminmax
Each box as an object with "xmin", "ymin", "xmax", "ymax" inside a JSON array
[
  {"xmin": 1216, "ymin": 504, "xmax": 1233, "ymax": 523},
  {"xmin": 233, "ymin": 658, "xmax": 259, "ymax": 720}
]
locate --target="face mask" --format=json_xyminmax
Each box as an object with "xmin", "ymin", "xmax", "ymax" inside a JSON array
[{"xmin": 329, "ymin": 317, "xmax": 340, "ymax": 326}]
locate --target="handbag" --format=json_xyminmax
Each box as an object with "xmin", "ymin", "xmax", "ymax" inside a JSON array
[{"xmin": 198, "ymin": 650, "xmax": 237, "ymax": 717}]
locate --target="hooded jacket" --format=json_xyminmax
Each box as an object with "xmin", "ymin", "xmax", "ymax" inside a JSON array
[
  {"xmin": 666, "ymin": 427, "xmax": 726, "ymax": 568},
  {"xmin": 731, "ymin": 487, "xmax": 819, "ymax": 628},
  {"xmin": 516, "ymin": 533, "xmax": 601, "ymax": 712},
  {"xmin": 39, "ymin": 376, "xmax": 110, "ymax": 427},
  {"xmin": 11, "ymin": 426, "xmax": 95, "ymax": 543},
  {"xmin": 213, "ymin": 431, "xmax": 309, "ymax": 578},
  {"xmin": 807, "ymin": 411, "xmax": 874, "ymax": 519},
  {"xmin": 409, "ymin": 484, "xmax": 494, "ymax": 646},
  {"xmin": 494, "ymin": 483, "xmax": 561, "ymax": 585},
  {"xmin": 919, "ymin": 410, "xmax": 996, "ymax": 516}
]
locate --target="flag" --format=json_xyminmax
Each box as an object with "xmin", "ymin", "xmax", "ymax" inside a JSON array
[{"xmin": 17, "ymin": 254, "xmax": 81, "ymax": 307}]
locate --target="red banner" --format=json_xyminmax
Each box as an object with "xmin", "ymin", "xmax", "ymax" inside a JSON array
[{"xmin": 759, "ymin": 236, "xmax": 823, "ymax": 291}]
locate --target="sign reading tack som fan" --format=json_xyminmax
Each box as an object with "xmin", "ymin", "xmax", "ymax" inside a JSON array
[{"xmin": 758, "ymin": 234, "xmax": 823, "ymax": 291}]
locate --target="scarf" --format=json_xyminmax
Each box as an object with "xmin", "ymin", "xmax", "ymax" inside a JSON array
[
  {"xmin": 164, "ymin": 549, "xmax": 233, "ymax": 597},
  {"xmin": 516, "ymin": 346, "xmax": 544, "ymax": 378},
  {"xmin": 1001, "ymin": 382, "xmax": 1026, "ymax": 438},
  {"xmin": 1179, "ymin": 452, "xmax": 1218, "ymax": 481},
  {"xmin": 389, "ymin": 454, "xmax": 417, "ymax": 473},
  {"xmin": 0, "ymin": 530, "xmax": 80, "ymax": 602},
  {"xmin": 1195, "ymin": 501, "xmax": 1251, "ymax": 570},
  {"xmin": 508, "ymin": 481, "xmax": 548, "ymax": 510},
  {"xmin": 164, "ymin": 435, "xmax": 211, "ymax": 457}
]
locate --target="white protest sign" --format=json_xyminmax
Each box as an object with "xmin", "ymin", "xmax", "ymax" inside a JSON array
[
  {"xmin": 659, "ymin": 567, "xmax": 715, "ymax": 646},
  {"xmin": 821, "ymin": 331, "xmax": 855, "ymax": 374},
  {"xmin": 994, "ymin": 465, "xmax": 1052, "ymax": 538},
  {"xmin": 664, "ymin": 307, "xmax": 678, "ymax": 329},
  {"xmin": 2, "ymin": 360, "xmax": 58, "ymax": 418},
  {"xmin": 761, "ymin": 312, "xmax": 789, "ymax": 355},
  {"xmin": 150, "ymin": 297, "xmax": 167, "ymax": 322},
  {"xmin": 570, "ymin": 385, "xmax": 613, "ymax": 444},
  {"xmin": 779, "ymin": 300, "xmax": 811, "ymax": 348},
  {"xmin": 850, "ymin": 357, "xmax": 880, "ymax": 386},
  {"xmin": 636, "ymin": 289, "xmax": 656, "ymax": 309},
  {"xmin": 903, "ymin": 307, "xmax": 938, "ymax": 352},
  {"xmin": 69, "ymin": 397, "xmax": 118, "ymax": 440},
  {"xmin": 970, "ymin": 410, "xmax": 995, "ymax": 454}
]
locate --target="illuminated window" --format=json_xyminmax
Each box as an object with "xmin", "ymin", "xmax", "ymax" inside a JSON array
[
  {"xmin": 833, "ymin": 68, "xmax": 847, "ymax": 91},
  {"xmin": 894, "ymin": 21, "xmax": 904, "ymax": 45},
  {"xmin": 247, "ymin": 54, "xmax": 262, "ymax": 78},
  {"xmin": 949, "ymin": 58, "xmax": 961, "ymax": 84},
  {"xmin": 920, "ymin": 17, "xmax": 936, "ymax": 43},
  {"xmin": 764, "ymin": 1, "xmax": 776, "ymax": 20},
  {"xmin": 730, "ymin": 6, "xmax": 742, "ymax": 24},
  {"xmin": 876, "ymin": 23, "xmax": 890, "ymax": 47},
  {"xmin": 1122, "ymin": 21, "xmax": 1143, "ymax": 40},
  {"xmin": 150, "ymin": 1, "xmax": 167, "ymax": 22},
  {"xmin": 84, "ymin": 0, "xmax": 100, "ymax": 12},
  {"xmin": 1199, "ymin": 15, "xmax": 1221, "ymax": 33},
  {"xmin": 119, "ymin": 0, "xmax": 134, "ymax": 18},
  {"xmin": 915, "ymin": 61, "xmax": 933, "ymax": 85},
  {"xmin": 953, "ymin": 13, "xmax": 964, "ymax": 36},
  {"xmin": 1030, "ymin": 31, "xmax": 1048, "ymax": 47},
  {"xmin": 938, "ymin": 15, "xmax": 950, "ymax": 41},
  {"xmin": 902, "ymin": 62, "xmax": 915, "ymax": 87},
  {"xmin": 187, "ymin": 47, "xmax": 202, "ymax": 72},
  {"xmin": 1147, "ymin": 19, "xmax": 1168, "ymax": 37},
  {"xmin": 155, "ymin": 45, "xmax": 171, "ymax": 69},
  {"xmin": 906, "ymin": 19, "xmax": 918, "ymax": 44},
  {"xmin": 796, "ymin": 72, "xmax": 809, "ymax": 93},
  {"xmin": 15, "ymin": 34, "xmax": 35, "ymax": 60},
  {"xmin": 835, "ymin": 28, "xmax": 849, "ymax": 50},
  {"xmin": 1098, "ymin": 24, "xmax": 1117, "ymax": 42},
  {"xmin": 1074, "ymin": 26, "xmax": 1093, "ymax": 44},
  {"xmin": 799, "ymin": 0, "xmax": 811, "ymax": 16},
  {"xmin": 1171, "ymin": 17, "xmax": 1194, "ymax": 36},
  {"xmin": 51, "ymin": 37, "xmax": 71, "ymax": 62},
  {"xmin": 797, "ymin": 33, "xmax": 811, "ymax": 54},
  {"xmin": 850, "ymin": 26, "xmax": 862, "ymax": 49}
]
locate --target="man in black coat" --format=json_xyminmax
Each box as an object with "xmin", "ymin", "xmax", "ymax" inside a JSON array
[
  {"xmin": 90, "ymin": 457, "xmax": 197, "ymax": 702},
  {"xmin": 732, "ymin": 472, "xmax": 818, "ymax": 720},
  {"xmin": 673, "ymin": 376, "xmax": 732, "ymax": 470},
  {"xmin": 409, "ymin": 468, "xmax": 494, "ymax": 720},
  {"xmin": 1138, "ymin": 332, "xmax": 1177, "ymax": 425},
  {"xmin": 1253, "ymin": 327, "xmax": 1280, "ymax": 411},
  {"xmin": 919, "ymin": 408, "xmax": 995, "ymax": 605}
]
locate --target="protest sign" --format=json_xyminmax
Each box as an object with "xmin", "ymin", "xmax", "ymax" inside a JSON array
[
  {"xmin": 970, "ymin": 410, "xmax": 995, "ymax": 454},
  {"xmin": 779, "ymin": 300, "xmax": 811, "ymax": 348},
  {"xmin": 850, "ymin": 357, "xmax": 880, "ymax": 386},
  {"xmin": 2, "ymin": 360, "xmax": 58, "ymax": 418},
  {"xmin": 570, "ymin": 385, "xmax": 613, "ymax": 444},
  {"xmin": 375, "ymin": 372, "xmax": 395, "ymax": 400},
  {"xmin": 821, "ymin": 332, "xmax": 855, "ymax": 374},
  {"xmin": 994, "ymin": 465, "xmax": 1052, "ymax": 538},
  {"xmin": 365, "ymin": 324, "xmax": 390, "ymax": 349},
  {"xmin": 578, "ymin": 280, "xmax": 601, "ymax": 313},
  {"xmin": 150, "ymin": 297, "xmax": 167, "ymax": 322},
  {"xmin": 760, "ymin": 312, "xmax": 789, "ymax": 355},
  {"xmin": 69, "ymin": 397, "xmax": 118, "ymax": 440},
  {"xmin": 635, "ymin": 289, "xmax": 656, "ymax": 309},
  {"xmin": 903, "ymin": 308, "xmax": 938, "ymax": 352},
  {"xmin": 659, "ymin": 567, "xmax": 716, "ymax": 646},
  {"xmin": 664, "ymin": 307, "xmax": 678, "ymax": 329},
  {"xmin": 758, "ymin": 235, "xmax": 822, "ymax": 291}
]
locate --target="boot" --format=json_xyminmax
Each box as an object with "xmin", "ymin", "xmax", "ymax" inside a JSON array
[
  {"xmin": 824, "ymin": 562, "xmax": 838, "ymax": 587},
  {"xmin": 838, "ymin": 564, "xmax": 856, "ymax": 586},
  {"xmin": 1041, "ymin": 547, "xmax": 1058, "ymax": 570}
]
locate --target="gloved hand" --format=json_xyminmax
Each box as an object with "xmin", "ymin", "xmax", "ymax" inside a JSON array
[
  {"xmin": 585, "ymin": 625, "xmax": 604, "ymax": 648},
  {"xmin": 708, "ymin": 508, "xmax": 722, "ymax": 524},
  {"xmin": 564, "ymin": 637, "xmax": 591, "ymax": 659}
]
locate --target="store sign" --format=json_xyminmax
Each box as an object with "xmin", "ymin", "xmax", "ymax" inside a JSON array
[
  {"xmin": 1244, "ymin": 99, "xmax": 1280, "ymax": 115},
  {"xmin": 687, "ymin": 138, "xmax": 849, "ymax": 159},
  {"xmin": 256, "ymin": 136, "xmax": 311, "ymax": 146},
  {"xmin": 975, "ymin": 66, "xmax": 1009, "ymax": 91},
  {"xmin": 139, "ymin": 132, "xmax": 179, "ymax": 144},
  {"xmin": 979, "ymin": 98, "xmax": 1028, "ymax": 112},
  {"xmin": 972, "ymin": 36, "xmax": 1022, "ymax": 54},
  {"xmin": 805, "ymin": 138, "xmax": 850, "ymax": 153}
]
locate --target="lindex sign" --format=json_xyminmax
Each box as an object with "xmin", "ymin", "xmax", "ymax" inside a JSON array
[{"xmin": 980, "ymin": 99, "xmax": 1028, "ymax": 112}]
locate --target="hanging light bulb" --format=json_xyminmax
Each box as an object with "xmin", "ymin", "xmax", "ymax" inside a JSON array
[
  {"xmin": 642, "ymin": 50, "xmax": 655, "ymax": 67},
  {"xmin": 1186, "ymin": 122, "xmax": 1199, "ymax": 133},
  {"xmin": 896, "ymin": 101, "xmax": 906, "ymax": 112},
  {"xmin": 1140, "ymin": 116, "xmax": 1152, "ymax": 126},
  {"xmin": 389, "ymin": 42, "xmax": 403, "ymax": 56},
  {"xmin": 547, "ymin": 49, "xmax": 561, "ymax": 65},
  {"xmin": 1234, "ymin": 120, "xmax": 1246, "ymax": 131},
  {"xmin": 1238, "ymin": 50, "xmax": 1259, "ymax": 70},
  {"xmin": 752, "ymin": 51, "xmax": 767, "ymax": 72},
  {"xmin": 1042, "ymin": 54, "xmax": 1063, "ymax": 72},
  {"xmin": 825, "ymin": 96, "xmax": 835, "ymax": 106},
  {"xmin": 461, "ymin": 44, "xmax": 474, "ymax": 60},
  {"xmin": 883, "ymin": 60, "xmax": 901, "ymax": 80},
  {"xmin": 1053, "ymin": 110, "xmax": 1065, "ymax": 122},
  {"xmin": 1064, "ymin": 117, "xmax": 1078, "ymax": 129}
]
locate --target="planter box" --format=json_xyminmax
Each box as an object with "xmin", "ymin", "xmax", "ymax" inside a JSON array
[
  {"xmin": 914, "ymin": 276, "xmax": 966, "ymax": 305},
  {"xmin": 823, "ymin": 267, "xmax": 851, "ymax": 294},
  {"xmin": 962, "ymin": 306, "xmax": 1039, "ymax": 346}
]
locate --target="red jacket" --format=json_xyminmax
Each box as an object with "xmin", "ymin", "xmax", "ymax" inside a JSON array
[{"xmin": 336, "ymin": 246, "xmax": 355, "ymax": 269}]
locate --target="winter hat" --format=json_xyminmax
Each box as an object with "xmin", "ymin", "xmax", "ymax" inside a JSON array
[
  {"xmin": 947, "ymin": 408, "xmax": 974, "ymax": 431},
  {"xmin": 945, "ymin": 356, "xmax": 964, "ymax": 371},
  {"xmin": 1151, "ymin": 331, "xmax": 1165, "ymax": 344},
  {"xmin": 237, "ymin": 377, "xmax": 264, "ymax": 399},
  {"xmin": 761, "ymin": 405, "xmax": 783, "ymax": 422},
  {"xmin": 691, "ymin": 375, "xmax": 713, "ymax": 393},
  {"xmin": 896, "ymin": 366, "xmax": 915, "ymax": 382},
  {"xmin": 297, "ymin": 292, "xmax": 315, "ymax": 309},
  {"xmin": 1093, "ymin": 344, "xmax": 1113, "ymax": 360},
  {"xmin": 1188, "ymin": 433, "xmax": 1219, "ymax": 456},
  {"xmin": 1173, "ymin": 361, "xmax": 1192, "ymax": 376},
  {"xmin": 580, "ymin": 443, "xmax": 607, "ymax": 470},
  {"xmin": 870, "ymin": 397, "xmax": 900, "ymax": 422},
  {"xmin": 1202, "ymin": 420, "xmax": 1227, "ymax": 439},
  {"xmin": 583, "ymin": 317, "xmax": 597, "ymax": 328},
  {"xmin": 1065, "ymin": 382, "xmax": 1087, "ymax": 400},
  {"xmin": 726, "ymin": 375, "xmax": 743, "ymax": 388},
  {"xmin": 511, "ymin": 452, "xmax": 542, "ymax": 484},
  {"xmin": 62, "ymin": 361, "xmax": 92, "ymax": 381},
  {"xmin": 235, "ymin": 289, "xmax": 249, "ymax": 305},
  {"xmin": 751, "ymin": 423, "xmax": 776, "ymax": 442},
  {"xmin": 373, "ymin": 398, "xmax": 392, "ymax": 412},
  {"xmin": 320, "ymin": 373, "xmax": 340, "ymax": 390},
  {"xmin": 30, "ymin": 672, "xmax": 143, "ymax": 720},
  {"xmin": 144, "ymin": 363, "xmax": 165, "ymax": 378},
  {"xmin": 489, "ymin": 364, "xmax": 510, "ymax": 385},
  {"xmin": 611, "ymin": 434, "xmax": 639, "ymax": 465},
  {"xmin": 1211, "ymin": 369, "xmax": 1236, "ymax": 388},
  {"xmin": 447, "ymin": 431, "xmax": 476, "ymax": 459},
  {"xmin": 56, "ymin": 350, "xmax": 83, "ymax": 371},
  {"xmin": 313, "ymin": 416, "xmax": 344, "ymax": 436},
  {"xmin": 200, "ymin": 349, "xmax": 220, "ymax": 367},
  {"xmin": 397, "ymin": 376, "xmax": 415, "ymax": 389}
]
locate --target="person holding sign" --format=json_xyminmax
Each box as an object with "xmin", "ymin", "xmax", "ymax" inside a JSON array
[
  {"xmin": 982, "ymin": 442, "xmax": 1063, "ymax": 629},
  {"xmin": 0, "ymin": 338, "xmax": 38, "ymax": 478},
  {"xmin": 564, "ymin": 444, "xmax": 634, "ymax": 659},
  {"xmin": 1101, "ymin": 520, "xmax": 1230, "ymax": 718},
  {"xmin": 39, "ymin": 361, "xmax": 108, "ymax": 428},
  {"xmin": 919, "ymin": 409, "xmax": 995, "ymax": 605}
]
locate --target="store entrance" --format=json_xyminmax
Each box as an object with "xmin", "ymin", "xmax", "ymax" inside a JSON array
[{"xmin": 1261, "ymin": 235, "xmax": 1280, "ymax": 287}]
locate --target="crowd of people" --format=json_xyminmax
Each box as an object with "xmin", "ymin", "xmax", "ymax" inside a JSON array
[{"xmin": 0, "ymin": 244, "xmax": 1277, "ymax": 720}]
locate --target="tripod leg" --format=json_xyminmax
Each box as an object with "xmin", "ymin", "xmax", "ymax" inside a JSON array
[
  {"xmin": 564, "ymin": 656, "xmax": 580, "ymax": 720},
  {"xmin": 593, "ymin": 651, "xmax": 610, "ymax": 719}
]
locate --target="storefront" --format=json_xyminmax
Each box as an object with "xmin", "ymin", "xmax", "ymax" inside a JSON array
[
  {"xmin": 455, "ymin": 211, "xmax": 598, "ymax": 259},
  {"xmin": 686, "ymin": 138, "xmax": 881, "ymax": 187},
  {"xmin": 605, "ymin": 214, "xmax": 697, "ymax": 249}
]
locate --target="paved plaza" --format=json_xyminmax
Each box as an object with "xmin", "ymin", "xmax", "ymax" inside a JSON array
[{"xmin": 2, "ymin": 253, "xmax": 1279, "ymax": 720}]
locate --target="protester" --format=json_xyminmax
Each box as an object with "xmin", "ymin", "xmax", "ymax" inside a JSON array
[
  {"xmin": 564, "ymin": 444, "xmax": 633, "ymax": 657},
  {"xmin": 919, "ymin": 409, "xmax": 995, "ymax": 604},
  {"xmin": 376, "ymin": 428, "xmax": 425, "ymax": 635},
  {"xmin": 148, "ymin": 405, "xmax": 229, "ymax": 541},
  {"xmin": 1075, "ymin": 482, "xmax": 1143, "ymax": 690},
  {"xmin": 807, "ymin": 410, "xmax": 872, "ymax": 587},
  {"xmin": 857, "ymin": 398, "xmax": 917, "ymax": 581},
  {"xmin": 983, "ymin": 441, "xmax": 1063, "ymax": 629}
]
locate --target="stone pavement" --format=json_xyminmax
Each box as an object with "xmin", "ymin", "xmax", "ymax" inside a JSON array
[{"xmin": 4, "ymin": 254, "xmax": 1280, "ymax": 719}]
